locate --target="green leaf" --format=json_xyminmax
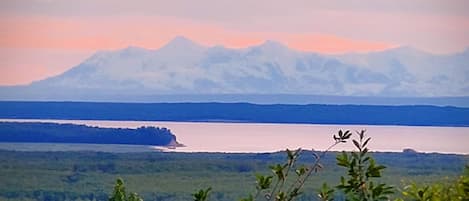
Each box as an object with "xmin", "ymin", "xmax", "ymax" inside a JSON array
[
  {"xmin": 255, "ymin": 174, "xmax": 273, "ymax": 190},
  {"xmin": 295, "ymin": 166, "xmax": 307, "ymax": 176},
  {"xmin": 358, "ymin": 130, "xmax": 365, "ymax": 140},
  {"xmin": 275, "ymin": 191, "xmax": 287, "ymax": 201},
  {"xmin": 362, "ymin": 137, "xmax": 371, "ymax": 148},
  {"xmin": 192, "ymin": 187, "xmax": 211, "ymax": 201},
  {"xmin": 336, "ymin": 152, "xmax": 349, "ymax": 167},
  {"xmin": 239, "ymin": 194, "xmax": 254, "ymax": 201},
  {"xmin": 352, "ymin": 140, "xmax": 361, "ymax": 150},
  {"xmin": 360, "ymin": 148, "xmax": 369, "ymax": 157}
]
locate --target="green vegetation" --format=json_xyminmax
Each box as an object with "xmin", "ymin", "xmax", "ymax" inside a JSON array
[
  {"xmin": 193, "ymin": 187, "xmax": 212, "ymax": 201},
  {"xmin": 107, "ymin": 130, "xmax": 469, "ymax": 201},
  {"xmin": 0, "ymin": 122, "xmax": 177, "ymax": 146},
  {"xmin": 108, "ymin": 178, "xmax": 143, "ymax": 201},
  {"xmin": 234, "ymin": 130, "xmax": 352, "ymax": 201},
  {"xmin": 334, "ymin": 130, "xmax": 393, "ymax": 201},
  {"xmin": 0, "ymin": 130, "xmax": 467, "ymax": 201},
  {"xmin": 397, "ymin": 165, "xmax": 469, "ymax": 201}
]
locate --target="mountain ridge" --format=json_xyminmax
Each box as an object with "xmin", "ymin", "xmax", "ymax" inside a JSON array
[{"xmin": 1, "ymin": 36, "xmax": 468, "ymax": 103}]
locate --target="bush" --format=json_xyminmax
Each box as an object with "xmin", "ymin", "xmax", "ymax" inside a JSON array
[{"xmin": 397, "ymin": 165, "xmax": 469, "ymax": 201}]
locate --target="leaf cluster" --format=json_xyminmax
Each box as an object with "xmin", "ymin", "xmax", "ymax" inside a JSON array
[
  {"xmin": 192, "ymin": 187, "xmax": 212, "ymax": 201},
  {"xmin": 109, "ymin": 178, "xmax": 143, "ymax": 201},
  {"xmin": 334, "ymin": 130, "xmax": 394, "ymax": 201},
  {"xmin": 236, "ymin": 130, "xmax": 352, "ymax": 201},
  {"xmin": 397, "ymin": 165, "xmax": 469, "ymax": 201}
]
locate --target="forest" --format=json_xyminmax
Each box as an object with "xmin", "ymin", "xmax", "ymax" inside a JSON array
[
  {"xmin": 0, "ymin": 146, "xmax": 467, "ymax": 200},
  {"xmin": 0, "ymin": 122, "xmax": 177, "ymax": 146}
]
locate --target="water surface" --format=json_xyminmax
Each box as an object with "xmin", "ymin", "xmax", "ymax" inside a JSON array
[{"xmin": 0, "ymin": 119, "xmax": 468, "ymax": 154}]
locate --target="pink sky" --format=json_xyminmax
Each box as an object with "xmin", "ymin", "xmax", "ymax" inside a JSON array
[{"xmin": 1, "ymin": 0, "xmax": 468, "ymax": 85}]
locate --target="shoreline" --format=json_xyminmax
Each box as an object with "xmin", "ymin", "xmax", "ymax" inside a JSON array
[
  {"xmin": 0, "ymin": 142, "xmax": 467, "ymax": 156},
  {"xmin": 1, "ymin": 119, "xmax": 468, "ymax": 155}
]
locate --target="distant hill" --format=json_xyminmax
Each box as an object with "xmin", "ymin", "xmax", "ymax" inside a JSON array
[
  {"xmin": 1, "ymin": 101, "xmax": 468, "ymax": 127},
  {"xmin": 0, "ymin": 36, "xmax": 468, "ymax": 105},
  {"xmin": 0, "ymin": 121, "xmax": 179, "ymax": 146}
]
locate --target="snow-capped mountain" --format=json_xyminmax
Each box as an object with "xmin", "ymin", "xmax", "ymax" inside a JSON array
[
  {"xmin": 2, "ymin": 36, "xmax": 469, "ymax": 101},
  {"xmin": 336, "ymin": 46, "xmax": 469, "ymax": 96}
]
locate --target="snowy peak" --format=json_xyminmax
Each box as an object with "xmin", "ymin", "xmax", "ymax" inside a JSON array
[
  {"xmin": 252, "ymin": 40, "xmax": 290, "ymax": 52},
  {"xmin": 167, "ymin": 36, "xmax": 198, "ymax": 46},
  {"xmin": 10, "ymin": 36, "xmax": 469, "ymax": 98},
  {"xmin": 160, "ymin": 36, "xmax": 206, "ymax": 52},
  {"xmin": 382, "ymin": 46, "xmax": 432, "ymax": 57},
  {"xmin": 245, "ymin": 40, "xmax": 293, "ymax": 58},
  {"xmin": 119, "ymin": 46, "xmax": 150, "ymax": 57},
  {"xmin": 257, "ymin": 40, "xmax": 287, "ymax": 49},
  {"xmin": 122, "ymin": 46, "xmax": 148, "ymax": 52}
]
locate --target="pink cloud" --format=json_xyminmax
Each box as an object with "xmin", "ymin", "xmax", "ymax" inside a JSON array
[
  {"xmin": 0, "ymin": 15, "xmax": 398, "ymax": 85},
  {"xmin": 0, "ymin": 47, "xmax": 91, "ymax": 85},
  {"xmin": 0, "ymin": 16, "xmax": 394, "ymax": 53}
]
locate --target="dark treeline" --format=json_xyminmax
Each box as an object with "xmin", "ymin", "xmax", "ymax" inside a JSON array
[
  {"xmin": 0, "ymin": 122, "xmax": 176, "ymax": 146},
  {"xmin": 0, "ymin": 101, "xmax": 468, "ymax": 126}
]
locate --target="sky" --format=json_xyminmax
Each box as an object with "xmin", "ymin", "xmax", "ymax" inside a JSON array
[{"xmin": 1, "ymin": 0, "xmax": 468, "ymax": 85}]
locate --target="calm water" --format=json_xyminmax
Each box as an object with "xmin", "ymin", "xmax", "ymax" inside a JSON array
[{"xmin": 1, "ymin": 119, "xmax": 468, "ymax": 154}]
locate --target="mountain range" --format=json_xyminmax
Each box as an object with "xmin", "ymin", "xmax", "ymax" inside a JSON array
[{"xmin": 1, "ymin": 36, "xmax": 468, "ymax": 105}]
